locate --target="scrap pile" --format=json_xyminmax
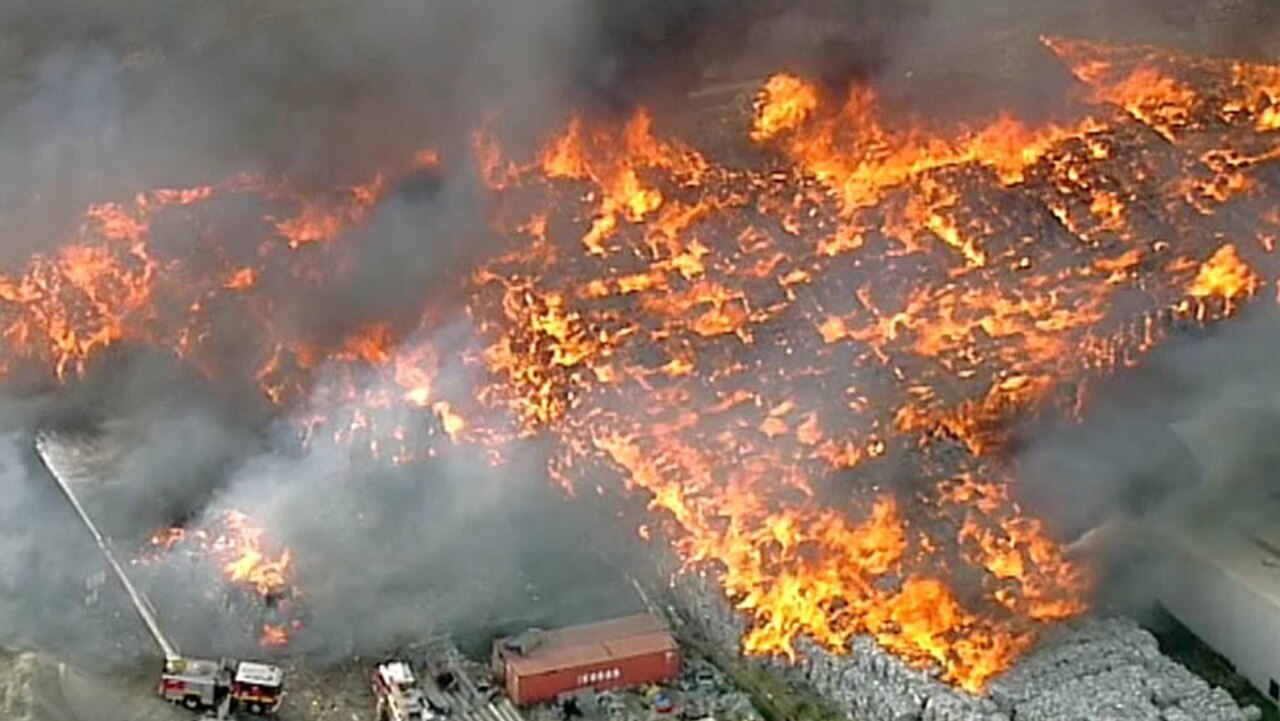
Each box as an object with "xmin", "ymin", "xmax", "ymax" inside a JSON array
[
  {"xmin": 985, "ymin": 619, "xmax": 1255, "ymax": 721},
  {"xmin": 674, "ymin": 569, "xmax": 1256, "ymax": 721},
  {"xmin": 460, "ymin": 34, "xmax": 1280, "ymax": 699},
  {"xmin": 6, "ymin": 27, "xmax": 1280, "ymax": 715}
]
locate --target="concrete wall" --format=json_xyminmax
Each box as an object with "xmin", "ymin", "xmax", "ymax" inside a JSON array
[{"xmin": 1159, "ymin": 538, "xmax": 1280, "ymax": 706}]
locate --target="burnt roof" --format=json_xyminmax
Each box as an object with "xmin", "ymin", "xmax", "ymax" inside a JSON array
[{"xmin": 502, "ymin": 614, "xmax": 677, "ymax": 676}]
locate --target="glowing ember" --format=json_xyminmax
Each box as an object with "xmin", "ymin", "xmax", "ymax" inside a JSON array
[
  {"xmin": 260, "ymin": 623, "xmax": 291, "ymax": 648},
  {"xmin": 751, "ymin": 74, "xmax": 820, "ymax": 142},
  {"xmin": 1187, "ymin": 244, "xmax": 1260, "ymax": 304}
]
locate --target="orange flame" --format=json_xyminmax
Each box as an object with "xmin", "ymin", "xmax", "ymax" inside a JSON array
[
  {"xmin": 260, "ymin": 624, "xmax": 291, "ymax": 647},
  {"xmin": 16, "ymin": 35, "xmax": 1280, "ymax": 693},
  {"xmin": 141, "ymin": 509, "xmax": 299, "ymax": 648}
]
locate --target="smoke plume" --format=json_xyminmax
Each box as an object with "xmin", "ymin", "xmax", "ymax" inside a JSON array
[
  {"xmin": 0, "ymin": 0, "xmax": 941, "ymax": 664},
  {"xmin": 994, "ymin": 308, "xmax": 1280, "ymax": 641},
  {"xmin": 3, "ymin": 0, "xmax": 1280, "ymax": 678}
]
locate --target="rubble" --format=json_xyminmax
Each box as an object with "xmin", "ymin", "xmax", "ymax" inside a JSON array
[
  {"xmin": 799, "ymin": 636, "xmax": 997, "ymax": 721},
  {"xmin": 671, "ymin": 657, "xmax": 764, "ymax": 721},
  {"xmin": 988, "ymin": 619, "xmax": 1258, "ymax": 721},
  {"xmin": 0, "ymin": 650, "xmax": 38, "ymax": 721},
  {"xmin": 401, "ymin": 636, "xmax": 524, "ymax": 721},
  {"xmin": 671, "ymin": 570, "xmax": 1260, "ymax": 721}
]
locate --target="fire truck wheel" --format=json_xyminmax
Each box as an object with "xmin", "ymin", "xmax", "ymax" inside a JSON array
[
  {"xmin": 183, "ymin": 696, "xmax": 201, "ymax": 710},
  {"xmin": 248, "ymin": 702, "xmax": 265, "ymax": 715}
]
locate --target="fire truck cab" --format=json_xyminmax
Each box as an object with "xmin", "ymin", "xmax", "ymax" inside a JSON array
[
  {"xmin": 373, "ymin": 661, "xmax": 435, "ymax": 721},
  {"xmin": 158, "ymin": 656, "xmax": 284, "ymax": 715},
  {"xmin": 231, "ymin": 661, "xmax": 286, "ymax": 715}
]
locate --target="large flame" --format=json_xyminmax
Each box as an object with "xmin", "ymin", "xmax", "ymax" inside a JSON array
[{"xmin": 16, "ymin": 37, "xmax": 1280, "ymax": 690}]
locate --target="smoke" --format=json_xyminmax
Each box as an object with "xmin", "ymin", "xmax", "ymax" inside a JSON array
[
  {"xmin": 813, "ymin": 0, "xmax": 1280, "ymax": 122},
  {"xmin": 1011, "ymin": 304, "xmax": 1280, "ymax": 617},
  {"xmin": 0, "ymin": 428, "xmax": 99, "ymax": 653},
  {"xmin": 4, "ymin": 0, "xmax": 1280, "ymax": 677},
  {"xmin": 168, "ymin": 323, "xmax": 647, "ymax": 660},
  {"xmin": 0, "ymin": 0, "xmax": 585, "ymax": 263},
  {"xmin": 0, "ymin": 0, "xmax": 768, "ymax": 663}
]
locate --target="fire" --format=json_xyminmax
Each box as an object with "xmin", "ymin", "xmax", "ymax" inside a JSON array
[
  {"xmin": 532, "ymin": 110, "xmax": 707, "ymax": 255},
  {"xmin": 751, "ymin": 74, "xmax": 820, "ymax": 141},
  {"xmin": 0, "ymin": 221, "xmax": 159, "ymax": 379},
  {"xmin": 139, "ymin": 509, "xmax": 300, "ymax": 648},
  {"xmin": 223, "ymin": 267, "xmax": 258, "ymax": 291},
  {"xmin": 749, "ymin": 73, "xmax": 1104, "ymax": 215},
  {"xmin": 217, "ymin": 510, "xmax": 293, "ymax": 597},
  {"xmin": 16, "ymin": 35, "xmax": 1280, "ymax": 692},
  {"xmin": 260, "ymin": 624, "xmax": 290, "ymax": 648},
  {"xmin": 457, "ymin": 36, "xmax": 1280, "ymax": 691},
  {"xmin": 271, "ymin": 173, "xmax": 388, "ymax": 249},
  {"xmin": 1188, "ymin": 244, "xmax": 1260, "ymax": 304}
]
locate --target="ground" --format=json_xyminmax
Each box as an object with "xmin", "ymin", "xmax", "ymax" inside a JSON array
[
  {"xmin": 0, "ymin": 650, "xmax": 185, "ymax": 721},
  {"xmin": 1151, "ymin": 608, "xmax": 1280, "ymax": 721}
]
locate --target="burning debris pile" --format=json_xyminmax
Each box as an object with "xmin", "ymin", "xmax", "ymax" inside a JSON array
[
  {"xmin": 138, "ymin": 510, "xmax": 303, "ymax": 649},
  {"xmin": 33, "ymin": 428, "xmax": 304, "ymax": 657},
  {"xmin": 676, "ymin": 571, "xmax": 1258, "ymax": 721},
  {"xmin": 464, "ymin": 34, "xmax": 1280, "ymax": 692},
  {"xmin": 5, "ymin": 25, "xmax": 1280, "ymax": 713}
]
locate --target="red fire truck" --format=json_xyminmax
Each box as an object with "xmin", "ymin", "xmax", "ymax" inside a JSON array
[{"xmin": 158, "ymin": 656, "xmax": 285, "ymax": 715}]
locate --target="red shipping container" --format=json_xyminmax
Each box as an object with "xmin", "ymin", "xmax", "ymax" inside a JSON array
[{"xmin": 495, "ymin": 614, "xmax": 681, "ymax": 705}]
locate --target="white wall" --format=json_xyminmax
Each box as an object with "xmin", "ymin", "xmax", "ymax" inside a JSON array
[{"xmin": 1159, "ymin": 539, "xmax": 1280, "ymax": 705}]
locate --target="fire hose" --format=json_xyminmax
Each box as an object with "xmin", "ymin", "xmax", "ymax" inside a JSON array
[{"xmin": 34, "ymin": 431, "xmax": 181, "ymax": 663}]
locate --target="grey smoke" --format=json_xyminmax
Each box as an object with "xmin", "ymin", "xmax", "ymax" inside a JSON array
[
  {"xmin": 1014, "ymin": 305, "xmax": 1280, "ymax": 617},
  {"xmin": 0, "ymin": 0, "xmax": 789, "ymax": 664},
  {"xmin": 0, "ymin": 0, "xmax": 602, "ymax": 665},
  {"xmin": 0, "ymin": 429, "xmax": 97, "ymax": 653},
  {"xmin": 181, "ymin": 330, "xmax": 648, "ymax": 660},
  {"xmin": 4, "ymin": 0, "xmax": 1278, "ymax": 676}
]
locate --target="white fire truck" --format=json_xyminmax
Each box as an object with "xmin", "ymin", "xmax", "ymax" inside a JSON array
[
  {"xmin": 373, "ymin": 660, "xmax": 436, "ymax": 721},
  {"xmin": 158, "ymin": 656, "xmax": 285, "ymax": 716}
]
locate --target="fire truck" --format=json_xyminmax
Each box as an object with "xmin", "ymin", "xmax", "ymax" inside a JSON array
[
  {"xmin": 373, "ymin": 660, "xmax": 436, "ymax": 721},
  {"xmin": 34, "ymin": 433, "xmax": 289, "ymax": 719},
  {"xmin": 158, "ymin": 656, "xmax": 285, "ymax": 716}
]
